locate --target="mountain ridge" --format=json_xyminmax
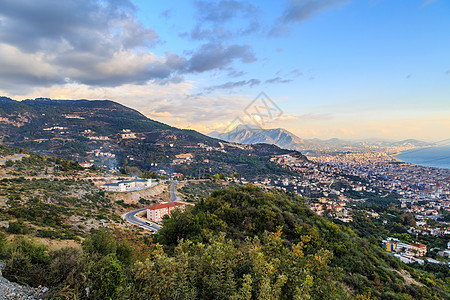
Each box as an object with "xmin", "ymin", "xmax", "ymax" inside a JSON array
[
  {"xmin": 0, "ymin": 97, "xmax": 303, "ymax": 178},
  {"xmin": 209, "ymin": 125, "xmax": 431, "ymax": 152}
]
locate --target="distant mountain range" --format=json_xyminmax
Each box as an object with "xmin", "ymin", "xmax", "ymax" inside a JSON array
[
  {"xmin": 208, "ymin": 125, "xmax": 431, "ymax": 153},
  {"xmin": 0, "ymin": 97, "xmax": 303, "ymax": 178}
]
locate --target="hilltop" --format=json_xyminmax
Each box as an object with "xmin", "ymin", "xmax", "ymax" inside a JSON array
[{"xmin": 0, "ymin": 97, "xmax": 304, "ymax": 179}]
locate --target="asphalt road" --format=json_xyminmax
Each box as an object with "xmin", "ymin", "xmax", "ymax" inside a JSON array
[
  {"xmin": 0, "ymin": 154, "xmax": 25, "ymax": 163},
  {"xmin": 169, "ymin": 180, "xmax": 180, "ymax": 202},
  {"xmin": 122, "ymin": 208, "xmax": 161, "ymax": 232},
  {"xmin": 123, "ymin": 181, "xmax": 180, "ymax": 232}
]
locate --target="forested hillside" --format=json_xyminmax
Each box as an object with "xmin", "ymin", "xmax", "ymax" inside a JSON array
[
  {"xmin": 156, "ymin": 185, "xmax": 449, "ymax": 299},
  {"xmin": 1, "ymin": 183, "xmax": 448, "ymax": 299}
]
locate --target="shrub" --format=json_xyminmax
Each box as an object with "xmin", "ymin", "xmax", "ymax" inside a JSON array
[
  {"xmin": 2, "ymin": 237, "xmax": 50, "ymax": 286},
  {"xmin": 7, "ymin": 220, "xmax": 29, "ymax": 234},
  {"xmin": 88, "ymin": 254, "xmax": 126, "ymax": 299}
]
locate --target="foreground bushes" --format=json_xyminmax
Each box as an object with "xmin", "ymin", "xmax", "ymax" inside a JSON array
[
  {"xmin": 0, "ymin": 228, "xmax": 444, "ymax": 300},
  {"xmin": 0, "ymin": 228, "xmax": 346, "ymax": 299},
  {"xmin": 0, "ymin": 185, "xmax": 448, "ymax": 299}
]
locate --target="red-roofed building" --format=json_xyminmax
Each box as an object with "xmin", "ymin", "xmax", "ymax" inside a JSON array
[
  {"xmin": 147, "ymin": 202, "xmax": 185, "ymax": 222},
  {"xmin": 80, "ymin": 162, "xmax": 93, "ymax": 168},
  {"xmin": 409, "ymin": 243, "xmax": 427, "ymax": 257}
]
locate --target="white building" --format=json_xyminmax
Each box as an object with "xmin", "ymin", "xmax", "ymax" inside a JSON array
[{"xmin": 102, "ymin": 178, "xmax": 152, "ymax": 192}]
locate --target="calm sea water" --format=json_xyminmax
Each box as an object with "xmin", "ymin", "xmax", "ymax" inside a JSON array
[{"xmin": 394, "ymin": 145, "xmax": 450, "ymax": 170}]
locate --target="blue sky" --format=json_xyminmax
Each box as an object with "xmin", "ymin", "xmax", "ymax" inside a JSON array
[{"xmin": 0, "ymin": 0, "xmax": 448, "ymax": 140}]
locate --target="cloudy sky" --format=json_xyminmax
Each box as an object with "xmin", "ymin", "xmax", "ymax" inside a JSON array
[{"xmin": 0, "ymin": 0, "xmax": 449, "ymax": 141}]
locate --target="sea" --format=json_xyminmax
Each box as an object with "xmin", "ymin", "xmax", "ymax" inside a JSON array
[{"xmin": 394, "ymin": 145, "xmax": 450, "ymax": 170}]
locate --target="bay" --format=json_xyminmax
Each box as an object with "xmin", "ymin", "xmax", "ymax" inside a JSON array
[{"xmin": 394, "ymin": 145, "xmax": 450, "ymax": 170}]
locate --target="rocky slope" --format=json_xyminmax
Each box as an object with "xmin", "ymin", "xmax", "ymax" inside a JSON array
[{"xmin": 0, "ymin": 262, "xmax": 47, "ymax": 300}]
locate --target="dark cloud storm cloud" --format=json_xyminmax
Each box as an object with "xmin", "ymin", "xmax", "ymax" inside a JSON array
[
  {"xmin": 0, "ymin": 0, "xmax": 156, "ymax": 53},
  {"xmin": 0, "ymin": 0, "xmax": 259, "ymax": 93}
]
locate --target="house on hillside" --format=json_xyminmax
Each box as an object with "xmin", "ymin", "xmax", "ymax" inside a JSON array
[
  {"xmin": 147, "ymin": 202, "xmax": 185, "ymax": 222},
  {"xmin": 409, "ymin": 243, "xmax": 427, "ymax": 257},
  {"xmin": 120, "ymin": 132, "xmax": 136, "ymax": 139},
  {"xmin": 80, "ymin": 162, "xmax": 93, "ymax": 168},
  {"xmin": 120, "ymin": 129, "xmax": 136, "ymax": 139},
  {"xmin": 383, "ymin": 237, "xmax": 399, "ymax": 253}
]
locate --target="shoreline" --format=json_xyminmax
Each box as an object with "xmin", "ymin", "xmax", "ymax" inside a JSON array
[{"xmin": 391, "ymin": 146, "xmax": 450, "ymax": 170}]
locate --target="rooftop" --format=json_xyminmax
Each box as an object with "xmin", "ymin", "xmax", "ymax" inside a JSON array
[
  {"xmin": 148, "ymin": 202, "xmax": 184, "ymax": 210},
  {"xmin": 411, "ymin": 243, "xmax": 427, "ymax": 248}
]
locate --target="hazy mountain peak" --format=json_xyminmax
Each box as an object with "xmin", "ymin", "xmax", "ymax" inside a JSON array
[{"xmin": 207, "ymin": 125, "xmax": 431, "ymax": 152}]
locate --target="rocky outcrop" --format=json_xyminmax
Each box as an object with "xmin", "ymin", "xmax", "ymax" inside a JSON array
[{"xmin": 0, "ymin": 262, "xmax": 47, "ymax": 300}]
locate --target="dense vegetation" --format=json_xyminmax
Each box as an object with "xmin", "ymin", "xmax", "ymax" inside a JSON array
[
  {"xmin": 179, "ymin": 180, "xmax": 233, "ymax": 202},
  {"xmin": 0, "ymin": 181, "xmax": 449, "ymax": 298},
  {"xmin": 156, "ymin": 185, "xmax": 449, "ymax": 299}
]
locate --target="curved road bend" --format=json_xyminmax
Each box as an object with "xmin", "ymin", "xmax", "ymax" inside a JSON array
[
  {"xmin": 123, "ymin": 180, "xmax": 180, "ymax": 232},
  {"xmin": 122, "ymin": 208, "xmax": 161, "ymax": 232}
]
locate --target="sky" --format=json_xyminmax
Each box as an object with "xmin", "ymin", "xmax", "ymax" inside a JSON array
[{"xmin": 0, "ymin": 0, "xmax": 449, "ymax": 141}]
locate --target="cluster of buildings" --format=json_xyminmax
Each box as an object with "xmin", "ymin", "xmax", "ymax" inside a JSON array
[
  {"xmin": 88, "ymin": 136, "xmax": 110, "ymax": 141},
  {"xmin": 309, "ymin": 197, "xmax": 353, "ymax": 222},
  {"xmin": 309, "ymin": 150, "xmax": 450, "ymax": 202},
  {"xmin": 43, "ymin": 126, "xmax": 67, "ymax": 131},
  {"xmin": 172, "ymin": 153, "xmax": 194, "ymax": 165},
  {"xmin": 197, "ymin": 142, "xmax": 227, "ymax": 153},
  {"xmin": 383, "ymin": 237, "xmax": 450, "ymax": 265},
  {"xmin": 268, "ymin": 154, "xmax": 378, "ymax": 199},
  {"xmin": 120, "ymin": 129, "xmax": 137, "ymax": 139},
  {"xmin": 64, "ymin": 114, "xmax": 85, "ymax": 119},
  {"xmin": 92, "ymin": 150, "xmax": 116, "ymax": 158},
  {"xmin": 408, "ymin": 221, "xmax": 450, "ymax": 236},
  {"xmin": 383, "ymin": 237, "xmax": 428, "ymax": 264}
]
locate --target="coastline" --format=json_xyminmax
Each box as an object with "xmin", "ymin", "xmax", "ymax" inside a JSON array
[{"xmin": 392, "ymin": 145, "xmax": 450, "ymax": 170}]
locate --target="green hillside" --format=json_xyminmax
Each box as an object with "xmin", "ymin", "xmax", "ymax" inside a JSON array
[
  {"xmin": 0, "ymin": 97, "xmax": 300, "ymax": 179},
  {"xmin": 1, "ymin": 185, "xmax": 448, "ymax": 299},
  {"xmin": 0, "ymin": 145, "xmax": 448, "ymax": 299},
  {"xmin": 156, "ymin": 185, "xmax": 449, "ymax": 299}
]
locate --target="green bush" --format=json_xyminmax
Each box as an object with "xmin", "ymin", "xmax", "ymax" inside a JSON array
[
  {"xmin": 0, "ymin": 231, "xmax": 6, "ymax": 258},
  {"xmin": 88, "ymin": 254, "xmax": 126, "ymax": 299},
  {"xmin": 47, "ymin": 247, "xmax": 83, "ymax": 289},
  {"xmin": 2, "ymin": 237, "xmax": 50, "ymax": 286},
  {"xmin": 7, "ymin": 220, "xmax": 29, "ymax": 234}
]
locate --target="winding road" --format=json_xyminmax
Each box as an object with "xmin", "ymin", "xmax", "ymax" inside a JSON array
[
  {"xmin": 0, "ymin": 154, "xmax": 25, "ymax": 163},
  {"xmin": 122, "ymin": 180, "xmax": 179, "ymax": 232},
  {"xmin": 122, "ymin": 208, "xmax": 161, "ymax": 232},
  {"xmin": 169, "ymin": 180, "xmax": 180, "ymax": 202}
]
